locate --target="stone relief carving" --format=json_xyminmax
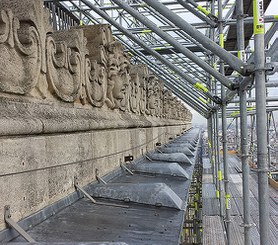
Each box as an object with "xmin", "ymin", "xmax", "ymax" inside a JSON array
[
  {"xmin": 0, "ymin": 9, "xmax": 40, "ymax": 94},
  {"xmin": 106, "ymin": 41, "xmax": 131, "ymax": 111},
  {"xmin": 136, "ymin": 64, "xmax": 149, "ymax": 115},
  {"xmin": 163, "ymin": 89, "xmax": 172, "ymax": 118},
  {"xmin": 46, "ymin": 30, "xmax": 83, "ymax": 102},
  {"xmin": 129, "ymin": 70, "xmax": 140, "ymax": 114},
  {"xmin": 84, "ymin": 60, "xmax": 106, "ymax": 107},
  {"xmin": 0, "ymin": 0, "xmax": 52, "ymax": 96},
  {"xmin": 0, "ymin": 0, "xmax": 191, "ymax": 122}
]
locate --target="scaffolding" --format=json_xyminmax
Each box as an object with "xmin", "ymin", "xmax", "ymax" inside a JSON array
[{"xmin": 43, "ymin": 1, "xmax": 278, "ymax": 244}]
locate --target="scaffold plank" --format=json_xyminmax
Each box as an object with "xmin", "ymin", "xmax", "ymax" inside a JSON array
[{"xmin": 202, "ymin": 216, "xmax": 225, "ymax": 245}]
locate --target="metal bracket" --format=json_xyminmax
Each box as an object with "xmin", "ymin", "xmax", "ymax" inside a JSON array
[
  {"xmin": 120, "ymin": 163, "xmax": 134, "ymax": 176},
  {"xmin": 265, "ymin": 62, "xmax": 278, "ymax": 75},
  {"xmin": 74, "ymin": 177, "xmax": 128, "ymax": 208},
  {"xmin": 95, "ymin": 169, "xmax": 107, "ymax": 185},
  {"xmin": 224, "ymin": 218, "xmax": 232, "ymax": 224},
  {"xmin": 240, "ymin": 222, "xmax": 255, "ymax": 228},
  {"xmin": 208, "ymin": 13, "xmax": 218, "ymax": 22},
  {"xmin": 251, "ymin": 168, "xmax": 270, "ymax": 173},
  {"xmin": 124, "ymin": 155, "xmax": 134, "ymax": 162},
  {"xmin": 243, "ymin": 64, "xmax": 255, "ymax": 75},
  {"xmin": 156, "ymin": 148, "xmax": 163, "ymax": 154},
  {"xmin": 145, "ymin": 154, "xmax": 153, "ymax": 162},
  {"xmin": 212, "ymin": 96, "xmax": 222, "ymax": 104},
  {"xmin": 4, "ymin": 205, "xmax": 36, "ymax": 242},
  {"xmin": 222, "ymin": 178, "xmax": 230, "ymax": 183}
]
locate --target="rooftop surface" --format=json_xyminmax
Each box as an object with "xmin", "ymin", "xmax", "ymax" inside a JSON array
[{"xmin": 6, "ymin": 129, "xmax": 201, "ymax": 245}]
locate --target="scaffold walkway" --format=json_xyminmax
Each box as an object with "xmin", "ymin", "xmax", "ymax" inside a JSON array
[{"xmin": 203, "ymin": 155, "xmax": 278, "ymax": 245}]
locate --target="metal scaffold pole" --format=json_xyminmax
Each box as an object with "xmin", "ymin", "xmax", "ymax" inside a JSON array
[
  {"xmin": 218, "ymin": 1, "xmax": 231, "ymax": 243},
  {"xmin": 79, "ymin": 0, "xmax": 219, "ymax": 106},
  {"xmin": 112, "ymin": 0, "xmax": 234, "ymax": 90},
  {"xmin": 209, "ymin": 0, "xmax": 218, "ymax": 196},
  {"xmin": 253, "ymin": 0, "xmax": 270, "ymax": 244},
  {"xmin": 237, "ymin": 0, "xmax": 252, "ymax": 243},
  {"xmin": 141, "ymin": 0, "xmax": 247, "ymax": 76}
]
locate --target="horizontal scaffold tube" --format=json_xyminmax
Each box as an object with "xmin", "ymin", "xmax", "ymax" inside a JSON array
[
  {"xmin": 81, "ymin": 0, "xmax": 222, "ymax": 104},
  {"xmin": 111, "ymin": 0, "xmax": 234, "ymax": 91},
  {"xmin": 75, "ymin": 1, "xmax": 210, "ymax": 116},
  {"xmin": 143, "ymin": 0, "xmax": 247, "ymax": 76}
]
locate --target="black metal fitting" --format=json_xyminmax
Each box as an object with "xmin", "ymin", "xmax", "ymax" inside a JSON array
[
  {"xmin": 243, "ymin": 64, "xmax": 255, "ymax": 75},
  {"xmin": 230, "ymin": 82, "xmax": 240, "ymax": 90},
  {"xmin": 124, "ymin": 155, "xmax": 134, "ymax": 162},
  {"xmin": 212, "ymin": 96, "xmax": 222, "ymax": 105}
]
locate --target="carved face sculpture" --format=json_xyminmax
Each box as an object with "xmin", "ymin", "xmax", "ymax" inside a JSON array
[
  {"xmin": 112, "ymin": 54, "xmax": 128, "ymax": 98},
  {"xmin": 106, "ymin": 54, "xmax": 119, "ymax": 108},
  {"xmin": 172, "ymin": 97, "xmax": 180, "ymax": 119},
  {"xmin": 114, "ymin": 53, "xmax": 130, "ymax": 111},
  {"xmin": 129, "ymin": 73, "xmax": 140, "ymax": 113},
  {"xmin": 147, "ymin": 76, "xmax": 156, "ymax": 110},
  {"xmin": 139, "ymin": 75, "xmax": 147, "ymax": 114},
  {"xmin": 154, "ymin": 79, "xmax": 163, "ymax": 117},
  {"xmin": 163, "ymin": 89, "xmax": 171, "ymax": 117},
  {"xmin": 153, "ymin": 82, "xmax": 160, "ymax": 115},
  {"xmin": 106, "ymin": 41, "xmax": 131, "ymax": 111},
  {"xmin": 176, "ymin": 100, "xmax": 182, "ymax": 119}
]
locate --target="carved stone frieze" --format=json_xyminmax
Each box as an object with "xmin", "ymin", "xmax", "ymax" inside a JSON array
[
  {"xmin": 106, "ymin": 41, "xmax": 131, "ymax": 111},
  {"xmin": 84, "ymin": 60, "xmax": 106, "ymax": 107},
  {"xmin": 163, "ymin": 89, "xmax": 172, "ymax": 118},
  {"xmin": 145, "ymin": 74, "xmax": 159, "ymax": 116},
  {"xmin": 46, "ymin": 29, "xmax": 84, "ymax": 102},
  {"xmin": 79, "ymin": 26, "xmax": 109, "ymax": 107},
  {"xmin": 0, "ymin": 0, "xmax": 192, "ymax": 123},
  {"xmin": 135, "ymin": 64, "xmax": 149, "ymax": 115},
  {"xmin": 129, "ymin": 68, "xmax": 140, "ymax": 114}
]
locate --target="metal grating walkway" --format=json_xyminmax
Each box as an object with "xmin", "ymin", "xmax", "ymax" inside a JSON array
[
  {"xmin": 203, "ymin": 155, "xmax": 278, "ymax": 245},
  {"xmin": 202, "ymin": 157, "xmax": 226, "ymax": 244}
]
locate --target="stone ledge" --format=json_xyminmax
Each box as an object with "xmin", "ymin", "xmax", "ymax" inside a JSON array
[{"xmin": 0, "ymin": 96, "xmax": 189, "ymax": 136}]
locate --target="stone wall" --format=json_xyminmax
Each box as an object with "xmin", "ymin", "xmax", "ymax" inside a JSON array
[{"xmin": 0, "ymin": 0, "xmax": 192, "ymax": 231}]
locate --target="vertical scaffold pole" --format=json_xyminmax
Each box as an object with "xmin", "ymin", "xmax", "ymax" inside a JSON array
[
  {"xmin": 207, "ymin": 117, "xmax": 215, "ymax": 183},
  {"xmin": 237, "ymin": 0, "xmax": 252, "ymax": 244},
  {"xmin": 253, "ymin": 0, "xmax": 269, "ymax": 244},
  {"xmin": 208, "ymin": 0, "xmax": 216, "ymax": 185},
  {"xmin": 218, "ymin": 1, "xmax": 231, "ymax": 243}
]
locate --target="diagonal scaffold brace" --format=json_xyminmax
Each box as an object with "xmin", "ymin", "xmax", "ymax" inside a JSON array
[{"xmin": 4, "ymin": 205, "xmax": 36, "ymax": 242}]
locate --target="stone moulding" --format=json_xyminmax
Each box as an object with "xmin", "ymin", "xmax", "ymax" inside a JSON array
[
  {"xmin": 0, "ymin": 96, "xmax": 190, "ymax": 136},
  {"xmin": 0, "ymin": 0, "xmax": 192, "ymax": 135}
]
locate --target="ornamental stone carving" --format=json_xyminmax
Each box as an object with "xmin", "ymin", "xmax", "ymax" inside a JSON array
[
  {"xmin": 46, "ymin": 29, "xmax": 84, "ymax": 102},
  {"xmin": 129, "ymin": 67, "xmax": 140, "ymax": 114},
  {"xmin": 145, "ymin": 75, "xmax": 156, "ymax": 116},
  {"xmin": 0, "ymin": 0, "xmax": 192, "ymax": 123},
  {"xmin": 163, "ymin": 89, "xmax": 172, "ymax": 118},
  {"xmin": 135, "ymin": 64, "xmax": 149, "ymax": 115},
  {"xmin": 0, "ymin": 0, "xmax": 46, "ymax": 94},
  {"xmin": 106, "ymin": 41, "xmax": 131, "ymax": 111},
  {"xmin": 80, "ymin": 26, "xmax": 109, "ymax": 107}
]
